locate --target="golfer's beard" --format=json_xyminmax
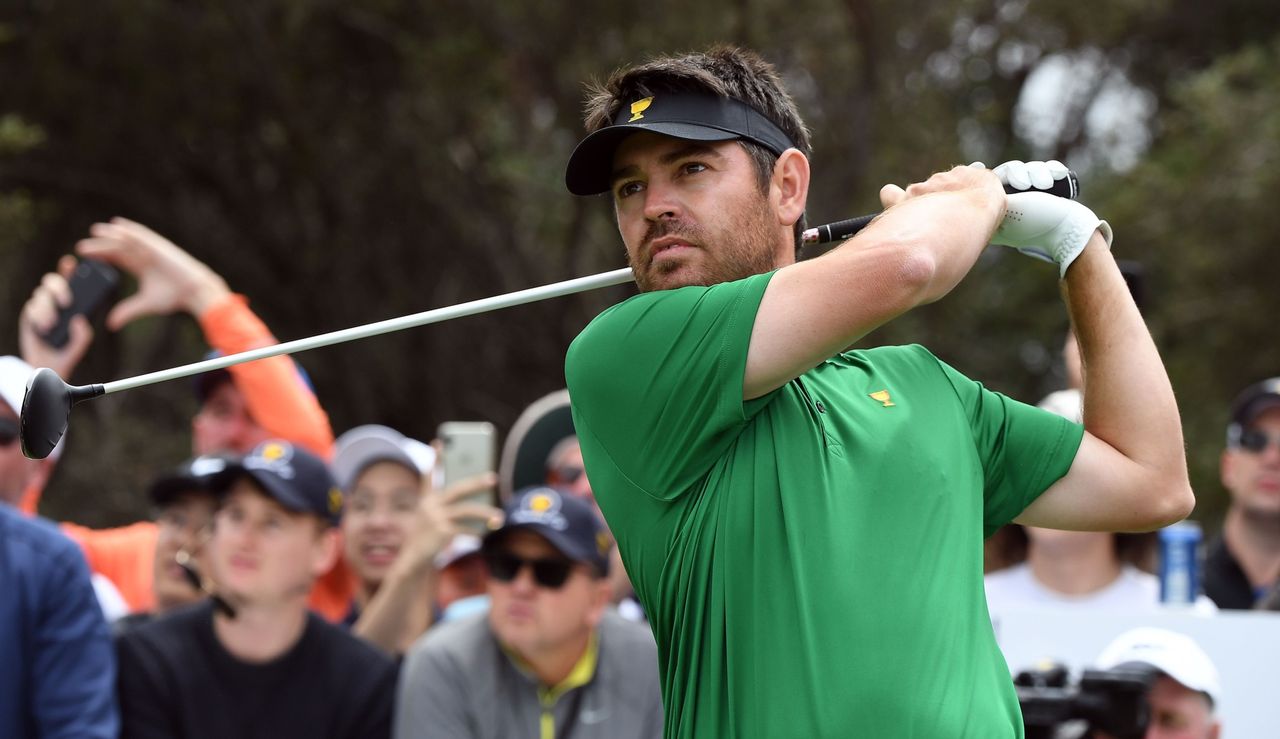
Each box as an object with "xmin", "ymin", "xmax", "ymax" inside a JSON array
[{"xmin": 630, "ymin": 209, "xmax": 779, "ymax": 293}]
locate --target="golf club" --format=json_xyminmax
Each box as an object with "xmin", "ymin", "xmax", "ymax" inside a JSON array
[
  {"xmin": 20, "ymin": 169, "xmax": 1081, "ymax": 460},
  {"xmin": 20, "ymin": 267, "xmax": 634, "ymax": 459}
]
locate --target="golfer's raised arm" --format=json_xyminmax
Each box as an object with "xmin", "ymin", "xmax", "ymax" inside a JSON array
[
  {"xmin": 1015, "ymin": 237, "xmax": 1195, "ymax": 531},
  {"xmin": 745, "ymin": 164, "xmax": 1007, "ymax": 400}
]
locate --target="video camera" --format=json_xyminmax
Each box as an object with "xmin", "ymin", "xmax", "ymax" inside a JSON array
[{"xmin": 1015, "ymin": 663, "xmax": 1155, "ymax": 739}]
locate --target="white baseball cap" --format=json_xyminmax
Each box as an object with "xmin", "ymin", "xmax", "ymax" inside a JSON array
[
  {"xmin": 0, "ymin": 356, "xmax": 64, "ymax": 460},
  {"xmin": 434, "ymin": 534, "xmax": 482, "ymax": 570},
  {"xmin": 1038, "ymin": 387, "xmax": 1083, "ymax": 424},
  {"xmin": 0, "ymin": 356, "xmax": 33, "ymax": 417},
  {"xmin": 331, "ymin": 424, "xmax": 435, "ymax": 492},
  {"xmin": 1096, "ymin": 627, "xmax": 1222, "ymax": 706}
]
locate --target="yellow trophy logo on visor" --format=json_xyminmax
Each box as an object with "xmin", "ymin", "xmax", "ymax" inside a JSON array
[
  {"xmin": 529, "ymin": 493, "xmax": 554, "ymax": 513},
  {"xmin": 628, "ymin": 96, "xmax": 654, "ymax": 122}
]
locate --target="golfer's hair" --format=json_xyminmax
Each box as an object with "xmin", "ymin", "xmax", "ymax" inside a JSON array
[{"xmin": 583, "ymin": 46, "xmax": 812, "ymax": 255}]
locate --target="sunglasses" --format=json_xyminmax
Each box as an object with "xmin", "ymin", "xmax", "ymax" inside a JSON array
[
  {"xmin": 0, "ymin": 418, "xmax": 18, "ymax": 448},
  {"xmin": 484, "ymin": 551, "xmax": 575, "ymax": 589},
  {"xmin": 1237, "ymin": 429, "xmax": 1280, "ymax": 455}
]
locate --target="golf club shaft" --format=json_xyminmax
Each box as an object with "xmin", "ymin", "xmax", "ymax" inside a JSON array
[{"xmin": 101, "ymin": 267, "xmax": 636, "ymax": 395}]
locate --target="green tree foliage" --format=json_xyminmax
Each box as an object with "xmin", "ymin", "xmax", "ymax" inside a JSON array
[{"xmin": 0, "ymin": 0, "xmax": 1275, "ymax": 525}]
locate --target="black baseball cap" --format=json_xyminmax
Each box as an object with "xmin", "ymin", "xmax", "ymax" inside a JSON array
[
  {"xmin": 147, "ymin": 454, "xmax": 234, "ymax": 507},
  {"xmin": 565, "ymin": 91, "xmax": 796, "ymax": 196},
  {"xmin": 483, "ymin": 486, "xmax": 611, "ymax": 575},
  {"xmin": 1227, "ymin": 377, "xmax": 1280, "ymax": 444},
  {"xmin": 211, "ymin": 440, "xmax": 344, "ymax": 526}
]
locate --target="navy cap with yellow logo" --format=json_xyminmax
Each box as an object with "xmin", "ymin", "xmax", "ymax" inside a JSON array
[
  {"xmin": 212, "ymin": 440, "xmax": 345, "ymax": 526},
  {"xmin": 483, "ymin": 486, "xmax": 611, "ymax": 575},
  {"xmin": 565, "ymin": 92, "xmax": 796, "ymax": 196}
]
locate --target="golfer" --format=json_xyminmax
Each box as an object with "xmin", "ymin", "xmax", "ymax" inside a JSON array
[{"xmin": 563, "ymin": 46, "xmax": 1193, "ymax": 737}]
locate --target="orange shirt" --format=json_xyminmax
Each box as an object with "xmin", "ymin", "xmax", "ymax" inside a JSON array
[{"xmin": 44, "ymin": 293, "xmax": 354, "ymax": 620}]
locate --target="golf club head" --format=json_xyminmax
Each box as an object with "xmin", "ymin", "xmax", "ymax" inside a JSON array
[{"xmin": 20, "ymin": 367, "xmax": 102, "ymax": 460}]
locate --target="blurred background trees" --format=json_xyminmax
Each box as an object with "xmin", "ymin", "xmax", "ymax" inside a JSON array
[{"xmin": 1, "ymin": 0, "xmax": 1276, "ymax": 528}]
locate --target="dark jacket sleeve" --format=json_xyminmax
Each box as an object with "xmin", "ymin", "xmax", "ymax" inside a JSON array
[{"xmin": 32, "ymin": 539, "xmax": 119, "ymax": 739}]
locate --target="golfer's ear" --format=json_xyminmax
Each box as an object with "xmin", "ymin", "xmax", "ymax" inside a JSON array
[{"xmin": 772, "ymin": 149, "xmax": 809, "ymax": 228}]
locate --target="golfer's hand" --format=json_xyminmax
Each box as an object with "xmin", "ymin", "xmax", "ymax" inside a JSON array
[
  {"xmin": 396, "ymin": 472, "xmax": 502, "ymax": 577},
  {"xmin": 990, "ymin": 160, "xmax": 1112, "ymax": 277},
  {"xmin": 19, "ymin": 255, "xmax": 94, "ymax": 378},
  {"xmin": 992, "ymin": 159, "xmax": 1072, "ymax": 194},
  {"xmin": 75, "ymin": 217, "xmax": 231, "ymax": 329},
  {"xmin": 879, "ymin": 164, "xmax": 1005, "ymax": 210}
]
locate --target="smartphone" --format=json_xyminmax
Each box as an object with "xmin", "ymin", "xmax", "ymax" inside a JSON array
[
  {"xmin": 40, "ymin": 259, "xmax": 119, "ymax": 349},
  {"xmin": 438, "ymin": 421, "xmax": 497, "ymax": 510}
]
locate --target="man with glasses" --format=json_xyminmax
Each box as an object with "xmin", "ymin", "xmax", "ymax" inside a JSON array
[
  {"xmin": 394, "ymin": 485, "xmax": 662, "ymax": 739},
  {"xmin": 1205, "ymin": 377, "xmax": 1280, "ymax": 608},
  {"xmin": 114, "ymin": 455, "xmax": 229, "ymax": 632}
]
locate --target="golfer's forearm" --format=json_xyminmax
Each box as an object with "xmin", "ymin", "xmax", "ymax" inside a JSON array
[
  {"xmin": 747, "ymin": 189, "xmax": 1001, "ymax": 397},
  {"xmin": 1064, "ymin": 237, "xmax": 1188, "ymax": 483}
]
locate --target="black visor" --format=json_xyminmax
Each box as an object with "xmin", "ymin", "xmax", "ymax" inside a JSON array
[{"xmin": 565, "ymin": 92, "xmax": 796, "ymax": 196}]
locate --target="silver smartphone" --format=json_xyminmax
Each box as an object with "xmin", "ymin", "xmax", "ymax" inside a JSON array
[{"xmin": 437, "ymin": 421, "xmax": 497, "ymax": 510}]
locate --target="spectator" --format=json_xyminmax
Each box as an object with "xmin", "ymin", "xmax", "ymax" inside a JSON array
[
  {"xmin": 115, "ymin": 455, "xmax": 229, "ymax": 632},
  {"xmin": 1204, "ymin": 377, "xmax": 1280, "ymax": 609},
  {"xmin": 501, "ymin": 390, "xmax": 640, "ymax": 619},
  {"xmin": 562, "ymin": 46, "xmax": 1191, "ymax": 736},
  {"xmin": 116, "ymin": 440, "xmax": 396, "ymax": 738},
  {"xmin": 985, "ymin": 389, "xmax": 1215, "ymax": 615},
  {"xmin": 394, "ymin": 486, "xmax": 663, "ymax": 739},
  {"xmin": 0, "ymin": 356, "xmax": 118, "ymax": 738},
  {"xmin": 1092, "ymin": 627, "xmax": 1221, "ymax": 739},
  {"xmin": 19, "ymin": 218, "xmax": 351, "ymax": 620},
  {"xmin": 332, "ymin": 424, "xmax": 499, "ymax": 653}
]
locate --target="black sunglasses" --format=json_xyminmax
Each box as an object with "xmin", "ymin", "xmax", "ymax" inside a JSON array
[
  {"xmin": 0, "ymin": 418, "xmax": 18, "ymax": 448},
  {"xmin": 484, "ymin": 551, "xmax": 575, "ymax": 589},
  {"xmin": 1238, "ymin": 428, "xmax": 1280, "ymax": 454}
]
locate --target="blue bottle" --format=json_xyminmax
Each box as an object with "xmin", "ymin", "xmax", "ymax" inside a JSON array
[{"xmin": 1158, "ymin": 521, "xmax": 1203, "ymax": 605}]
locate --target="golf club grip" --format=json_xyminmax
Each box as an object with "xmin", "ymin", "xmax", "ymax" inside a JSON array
[{"xmin": 804, "ymin": 171, "xmax": 1080, "ymax": 245}]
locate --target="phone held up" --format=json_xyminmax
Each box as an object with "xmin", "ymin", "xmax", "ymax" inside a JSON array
[
  {"xmin": 437, "ymin": 421, "xmax": 498, "ymax": 518},
  {"xmin": 39, "ymin": 259, "xmax": 120, "ymax": 349}
]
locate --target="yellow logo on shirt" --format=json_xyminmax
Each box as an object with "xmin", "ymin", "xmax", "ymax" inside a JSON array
[
  {"xmin": 628, "ymin": 97, "xmax": 654, "ymax": 122},
  {"xmin": 869, "ymin": 390, "xmax": 895, "ymax": 407}
]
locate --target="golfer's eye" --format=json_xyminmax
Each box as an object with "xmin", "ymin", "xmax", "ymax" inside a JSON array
[
  {"xmin": 615, "ymin": 180, "xmax": 644, "ymax": 199},
  {"xmin": 681, "ymin": 162, "xmax": 708, "ymax": 176}
]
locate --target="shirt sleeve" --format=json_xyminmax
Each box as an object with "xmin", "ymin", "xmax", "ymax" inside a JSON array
[
  {"xmin": 33, "ymin": 543, "xmax": 119, "ymax": 739},
  {"xmin": 198, "ymin": 293, "xmax": 334, "ymax": 458},
  {"xmin": 344, "ymin": 656, "xmax": 397, "ymax": 739},
  {"xmin": 59, "ymin": 521, "xmax": 158, "ymax": 613},
  {"xmin": 566, "ymin": 272, "xmax": 776, "ymax": 500},
  {"xmin": 394, "ymin": 639, "xmax": 474, "ymax": 739},
  {"xmin": 114, "ymin": 632, "xmax": 182, "ymax": 739},
  {"xmin": 934, "ymin": 356, "xmax": 1085, "ymax": 537}
]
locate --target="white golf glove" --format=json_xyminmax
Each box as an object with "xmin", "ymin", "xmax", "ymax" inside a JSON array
[{"xmin": 990, "ymin": 160, "xmax": 1113, "ymax": 278}]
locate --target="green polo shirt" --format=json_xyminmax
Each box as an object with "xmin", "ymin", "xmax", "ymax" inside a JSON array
[{"xmin": 565, "ymin": 270, "xmax": 1083, "ymax": 738}]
